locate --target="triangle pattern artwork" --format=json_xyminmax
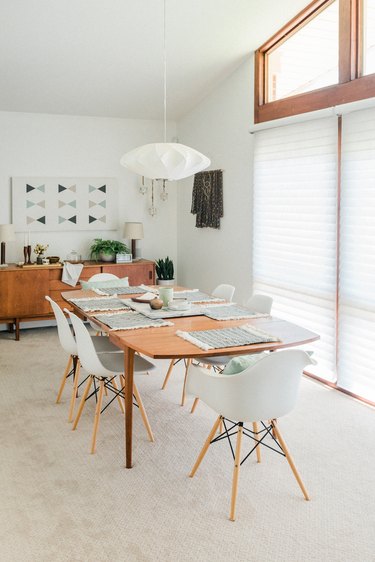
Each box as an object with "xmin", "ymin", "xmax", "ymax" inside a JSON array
[{"xmin": 12, "ymin": 177, "xmax": 116, "ymax": 231}]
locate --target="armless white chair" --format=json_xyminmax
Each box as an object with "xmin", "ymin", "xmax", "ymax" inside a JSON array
[
  {"xmin": 68, "ymin": 310, "xmax": 156, "ymax": 454},
  {"xmin": 86, "ymin": 273, "xmax": 119, "ymax": 334},
  {"xmin": 189, "ymin": 293, "xmax": 273, "ymax": 414},
  {"xmin": 186, "ymin": 349, "xmax": 313, "ymax": 521},
  {"xmin": 161, "ymin": 283, "xmax": 236, "ymax": 406},
  {"xmin": 45, "ymin": 296, "xmax": 121, "ymax": 422}
]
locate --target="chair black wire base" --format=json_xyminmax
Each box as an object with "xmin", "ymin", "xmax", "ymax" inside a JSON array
[{"xmin": 210, "ymin": 418, "xmax": 285, "ymax": 465}]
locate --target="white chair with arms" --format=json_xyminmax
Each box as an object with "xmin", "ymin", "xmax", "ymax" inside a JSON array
[
  {"xmin": 68, "ymin": 310, "xmax": 156, "ymax": 454},
  {"xmin": 186, "ymin": 349, "xmax": 313, "ymax": 521},
  {"xmin": 161, "ymin": 283, "xmax": 236, "ymax": 406},
  {"xmin": 45, "ymin": 296, "xmax": 121, "ymax": 422}
]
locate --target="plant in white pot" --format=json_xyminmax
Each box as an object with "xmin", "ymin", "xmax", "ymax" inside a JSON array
[
  {"xmin": 155, "ymin": 256, "xmax": 175, "ymax": 286},
  {"xmin": 90, "ymin": 238, "xmax": 130, "ymax": 262}
]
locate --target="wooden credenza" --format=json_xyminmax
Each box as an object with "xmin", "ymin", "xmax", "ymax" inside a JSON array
[{"xmin": 0, "ymin": 259, "xmax": 155, "ymax": 340}]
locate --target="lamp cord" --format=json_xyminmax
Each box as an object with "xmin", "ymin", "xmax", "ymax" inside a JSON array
[{"xmin": 163, "ymin": 0, "xmax": 167, "ymax": 143}]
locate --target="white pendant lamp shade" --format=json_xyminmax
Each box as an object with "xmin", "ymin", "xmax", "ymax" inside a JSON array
[{"xmin": 120, "ymin": 142, "xmax": 210, "ymax": 181}]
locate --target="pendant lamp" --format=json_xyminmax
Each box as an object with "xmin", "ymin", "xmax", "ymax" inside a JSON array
[{"xmin": 120, "ymin": 0, "xmax": 210, "ymax": 181}]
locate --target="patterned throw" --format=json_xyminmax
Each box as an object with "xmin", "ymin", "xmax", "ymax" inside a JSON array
[
  {"xmin": 94, "ymin": 286, "xmax": 149, "ymax": 296},
  {"xmin": 176, "ymin": 324, "xmax": 280, "ymax": 351},
  {"xmin": 68, "ymin": 296, "xmax": 130, "ymax": 312},
  {"xmin": 93, "ymin": 311, "xmax": 173, "ymax": 331},
  {"xmin": 173, "ymin": 289, "xmax": 225, "ymax": 303},
  {"xmin": 201, "ymin": 303, "xmax": 269, "ymax": 321}
]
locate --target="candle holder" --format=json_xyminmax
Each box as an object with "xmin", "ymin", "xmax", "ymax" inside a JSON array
[
  {"xmin": 27, "ymin": 245, "xmax": 32, "ymax": 265},
  {"xmin": 23, "ymin": 246, "xmax": 28, "ymax": 265}
]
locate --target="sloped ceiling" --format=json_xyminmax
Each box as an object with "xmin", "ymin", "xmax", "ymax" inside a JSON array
[{"xmin": 0, "ymin": 0, "xmax": 308, "ymax": 119}]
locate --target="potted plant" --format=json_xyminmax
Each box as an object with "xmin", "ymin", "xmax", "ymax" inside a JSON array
[
  {"xmin": 34, "ymin": 243, "xmax": 49, "ymax": 265},
  {"xmin": 155, "ymin": 256, "xmax": 175, "ymax": 286},
  {"xmin": 89, "ymin": 238, "xmax": 130, "ymax": 262}
]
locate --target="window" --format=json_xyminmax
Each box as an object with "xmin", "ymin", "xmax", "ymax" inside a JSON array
[
  {"xmin": 255, "ymin": 0, "xmax": 375, "ymax": 123},
  {"xmin": 253, "ymin": 107, "xmax": 375, "ymax": 405},
  {"xmin": 267, "ymin": 1, "xmax": 339, "ymax": 102},
  {"xmin": 363, "ymin": 0, "xmax": 375, "ymax": 75}
]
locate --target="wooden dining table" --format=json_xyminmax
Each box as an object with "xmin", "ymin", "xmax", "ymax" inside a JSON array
[{"xmin": 62, "ymin": 287, "xmax": 319, "ymax": 468}]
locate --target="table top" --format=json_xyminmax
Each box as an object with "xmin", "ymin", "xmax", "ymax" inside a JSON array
[{"xmin": 62, "ymin": 288, "xmax": 319, "ymax": 359}]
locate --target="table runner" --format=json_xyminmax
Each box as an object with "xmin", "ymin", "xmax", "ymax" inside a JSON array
[
  {"xmin": 93, "ymin": 311, "xmax": 173, "ymax": 331},
  {"xmin": 201, "ymin": 303, "xmax": 269, "ymax": 321},
  {"xmin": 176, "ymin": 324, "xmax": 280, "ymax": 351},
  {"xmin": 68, "ymin": 296, "xmax": 131, "ymax": 312},
  {"xmin": 124, "ymin": 298, "xmax": 204, "ymax": 319}
]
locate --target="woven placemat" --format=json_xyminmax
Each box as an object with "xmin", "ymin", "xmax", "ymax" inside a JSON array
[
  {"xmin": 68, "ymin": 296, "xmax": 130, "ymax": 312},
  {"xmin": 201, "ymin": 304, "xmax": 269, "ymax": 321},
  {"xmin": 93, "ymin": 311, "xmax": 173, "ymax": 331},
  {"xmin": 173, "ymin": 290, "xmax": 225, "ymax": 303},
  {"xmin": 176, "ymin": 324, "xmax": 280, "ymax": 351},
  {"xmin": 94, "ymin": 285, "xmax": 149, "ymax": 296}
]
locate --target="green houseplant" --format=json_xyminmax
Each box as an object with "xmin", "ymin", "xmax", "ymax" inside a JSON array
[
  {"xmin": 89, "ymin": 238, "xmax": 130, "ymax": 262},
  {"xmin": 155, "ymin": 256, "xmax": 175, "ymax": 286}
]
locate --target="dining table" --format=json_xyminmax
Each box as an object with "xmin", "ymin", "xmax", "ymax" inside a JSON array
[{"xmin": 62, "ymin": 286, "xmax": 319, "ymax": 468}]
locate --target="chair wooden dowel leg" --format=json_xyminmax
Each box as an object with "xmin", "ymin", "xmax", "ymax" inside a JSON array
[
  {"xmin": 162, "ymin": 359, "xmax": 175, "ymax": 390},
  {"xmin": 189, "ymin": 416, "xmax": 222, "ymax": 478},
  {"xmin": 68, "ymin": 361, "xmax": 80, "ymax": 423},
  {"xmin": 190, "ymin": 397, "xmax": 199, "ymax": 414},
  {"xmin": 72, "ymin": 376, "xmax": 92, "ymax": 430},
  {"xmin": 121, "ymin": 375, "xmax": 126, "ymax": 411},
  {"xmin": 272, "ymin": 420, "xmax": 310, "ymax": 501},
  {"xmin": 133, "ymin": 383, "xmax": 154, "ymax": 442},
  {"xmin": 111, "ymin": 376, "xmax": 125, "ymax": 414},
  {"xmin": 230, "ymin": 424, "xmax": 244, "ymax": 522},
  {"xmin": 91, "ymin": 379, "xmax": 105, "ymax": 454},
  {"xmin": 253, "ymin": 422, "xmax": 261, "ymax": 463},
  {"xmin": 181, "ymin": 359, "xmax": 191, "ymax": 406},
  {"xmin": 56, "ymin": 355, "xmax": 73, "ymax": 404}
]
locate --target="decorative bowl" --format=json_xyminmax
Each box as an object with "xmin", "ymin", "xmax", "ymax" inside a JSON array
[
  {"xmin": 48, "ymin": 256, "xmax": 60, "ymax": 264},
  {"xmin": 168, "ymin": 299, "xmax": 191, "ymax": 311}
]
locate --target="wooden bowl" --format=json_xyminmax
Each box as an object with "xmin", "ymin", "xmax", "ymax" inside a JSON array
[{"xmin": 149, "ymin": 298, "xmax": 163, "ymax": 310}]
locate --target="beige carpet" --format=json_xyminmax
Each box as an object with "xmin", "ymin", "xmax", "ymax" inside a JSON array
[{"xmin": 0, "ymin": 327, "xmax": 374, "ymax": 562}]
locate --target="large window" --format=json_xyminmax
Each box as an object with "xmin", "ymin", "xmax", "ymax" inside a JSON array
[
  {"xmin": 253, "ymin": 108, "xmax": 375, "ymax": 405},
  {"xmin": 255, "ymin": 0, "xmax": 375, "ymax": 123}
]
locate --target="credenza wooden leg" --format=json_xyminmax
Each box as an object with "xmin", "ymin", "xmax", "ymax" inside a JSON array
[{"xmin": 15, "ymin": 319, "xmax": 20, "ymax": 341}]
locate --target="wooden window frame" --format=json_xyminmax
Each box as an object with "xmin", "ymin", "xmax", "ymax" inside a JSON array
[{"xmin": 254, "ymin": 0, "xmax": 375, "ymax": 123}]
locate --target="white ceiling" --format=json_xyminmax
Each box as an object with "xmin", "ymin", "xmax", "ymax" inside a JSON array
[{"xmin": 0, "ymin": 0, "xmax": 308, "ymax": 120}]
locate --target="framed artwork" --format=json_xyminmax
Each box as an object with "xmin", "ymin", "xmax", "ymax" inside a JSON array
[{"xmin": 12, "ymin": 177, "xmax": 118, "ymax": 232}]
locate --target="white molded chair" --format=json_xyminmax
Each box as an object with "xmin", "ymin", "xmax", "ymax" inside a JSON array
[
  {"xmin": 45, "ymin": 296, "xmax": 121, "ymax": 422},
  {"xmin": 161, "ymin": 283, "xmax": 236, "ymax": 404},
  {"xmin": 186, "ymin": 350, "xmax": 313, "ymax": 521},
  {"xmin": 189, "ymin": 293, "xmax": 273, "ymax": 413},
  {"xmin": 86, "ymin": 273, "xmax": 119, "ymax": 334},
  {"xmin": 68, "ymin": 311, "xmax": 156, "ymax": 454}
]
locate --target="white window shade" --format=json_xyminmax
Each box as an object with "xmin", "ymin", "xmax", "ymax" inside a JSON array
[
  {"xmin": 339, "ymin": 108, "xmax": 375, "ymax": 401},
  {"xmin": 253, "ymin": 117, "xmax": 337, "ymax": 379}
]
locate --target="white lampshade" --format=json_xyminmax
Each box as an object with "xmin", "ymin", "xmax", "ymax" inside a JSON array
[
  {"xmin": 123, "ymin": 222, "xmax": 144, "ymax": 240},
  {"xmin": 120, "ymin": 143, "xmax": 210, "ymax": 181},
  {"xmin": 0, "ymin": 224, "xmax": 15, "ymax": 242}
]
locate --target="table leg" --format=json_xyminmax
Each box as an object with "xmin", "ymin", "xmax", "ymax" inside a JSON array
[{"xmin": 124, "ymin": 346, "xmax": 135, "ymax": 468}]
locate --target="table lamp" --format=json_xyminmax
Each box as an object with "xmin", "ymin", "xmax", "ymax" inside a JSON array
[
  {"xmin": 123, "ymin": 222, "xmax": 144, "ymax": 260},
  {"xmin": 0, "ymin": 224, "xmax": 16, "ymax": 267}
]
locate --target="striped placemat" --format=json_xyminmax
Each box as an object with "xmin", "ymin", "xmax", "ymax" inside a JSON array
[
  {"xmin": 201, "ymin": 303, "xmax": 269, "ymax": 321},
  {"xmin": 93, "ymin": 311, "xmax": 173, "ymax": 331},
  {"xmin": 176, "ymin": 324, "xmax": 280, "ymax": 351},
  {"xmin": 69, "ymin": 296, "xmax": 131, "ymax": 312},
  {"xmin": 94, "ymin": 285, "xmax": 149, "ymax": 296},
  {"xmin": 173, "ymin": 290, "xmax": 225, "ymax": 303}
]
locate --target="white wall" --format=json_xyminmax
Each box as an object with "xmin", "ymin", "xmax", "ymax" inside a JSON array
[
  {"xmin": 177, "ymin": 57, "xmax": 254, "ymax": 304},
  {"xmin": 0, "ymin": 111, "xmax": 177, "ymax": 266}
]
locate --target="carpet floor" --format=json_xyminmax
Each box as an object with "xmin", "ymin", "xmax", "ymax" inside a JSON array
[{"xmin": 0, "ymin": 327, "xmax": 374, "ymax": 562}]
